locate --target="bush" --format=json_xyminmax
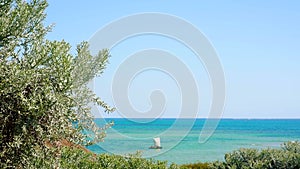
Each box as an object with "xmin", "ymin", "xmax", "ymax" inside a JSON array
[
  {"xmin": 180, "ymin": 162, "xmax": 210, "ymax": 169},
  {"xmin": 210, "ymin": 141, "xmax": 300, "ymax": 169},
  {"xmin": 52, "ymin": 147, "xmax": 180, "ymax": 169}
]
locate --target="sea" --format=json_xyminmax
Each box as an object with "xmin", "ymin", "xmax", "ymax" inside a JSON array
[{"xmin": 87, "ymin": 118, "xmax": 300, "ymax": 164}]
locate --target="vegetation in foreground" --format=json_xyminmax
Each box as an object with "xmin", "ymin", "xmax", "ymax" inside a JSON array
[
  {"xmin": 21, "ymin": 141, "xmax": 300, "ymax": 169},
  {"xmin": 64, "ymin": 141, "xmax": 300, "ymax": 169},
  {"xmin": 210, "ymin": 141, "xmax": 300, "ymax": 169},
  {"xmin": 3, "ymin": 139, "xmax": 296, "ymax": 168},
  {"xmin": 0, "ymin": 0, "xmax": 113, "ymax": 167},
  {"xmin": 182, "ymin": 141, "xmax": 300, "ymax": 169},
  {"xmin": 28, "ymin": 147, "xmax": 178, "ymax": 169}
]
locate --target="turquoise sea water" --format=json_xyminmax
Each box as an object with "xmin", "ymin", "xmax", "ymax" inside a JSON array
[{"xmin": 87, "ymin": 119, "xmax": 300, "ymax": 164}]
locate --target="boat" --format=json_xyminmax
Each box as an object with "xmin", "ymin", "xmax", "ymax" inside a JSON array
[{"xmin": 149, "ymin": 137, "xmax": 162, "ymax": 149}]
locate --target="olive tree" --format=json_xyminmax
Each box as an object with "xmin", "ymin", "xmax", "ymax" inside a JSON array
[{"xmin": 0, "ymin": 0, "xmax": 114, "ymax": 167}]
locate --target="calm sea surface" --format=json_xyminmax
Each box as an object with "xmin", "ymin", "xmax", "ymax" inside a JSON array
[{"xmin": 87, "ymin": 119, "xmax": 300, "ymax": 164}]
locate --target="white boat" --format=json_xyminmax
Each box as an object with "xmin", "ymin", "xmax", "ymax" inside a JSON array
[{"xmin": 149, "ymin": 137, "xmax": 162, "ymax": 149}]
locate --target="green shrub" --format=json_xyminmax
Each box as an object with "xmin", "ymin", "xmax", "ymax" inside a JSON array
[
  {"xmin": 17, "ymin": 145, "xmax": 180, "ymax": 168},
  {"xmin": 210, "ymin": 141, "xmax": 300, "ymax": 169},
  {"xmin": 58, "ymin": 147, "xmax": 180, "ymax": 169},
  {"xmin": 180, "ymin": 162, "xmax": 211, "ymax": 169}
]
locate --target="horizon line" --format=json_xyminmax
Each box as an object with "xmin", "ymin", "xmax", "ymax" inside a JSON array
[{"xmin": 94, "ymin": 117, "xmax": 300, "ymax": 120}]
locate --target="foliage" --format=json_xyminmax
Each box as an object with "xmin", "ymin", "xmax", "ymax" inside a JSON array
[
  {"xmin": 210, "ymin": 141, "xmax": 300, "ymax": 169},
  {"xmin": 20, "ymin": 141, "xmax": 300, "ymax": 169},
  {"xmin": 26, "ymin": 146, "xmax": 180, "ymax": 169},
  {"xmin": 180, "ymin": 162, "xmax": 210, "ymax": 169},
  {"xmin": 0, "ymin": 0, "xmax": 114, "ymax": 167}
]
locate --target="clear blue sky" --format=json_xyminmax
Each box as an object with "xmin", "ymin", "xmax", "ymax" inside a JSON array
[{"xmin": 45, "ymin": 0, "xmax": 300, "ymax": 118}]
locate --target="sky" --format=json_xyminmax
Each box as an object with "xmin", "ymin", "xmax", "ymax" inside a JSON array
[{"xmin": 45, "ymin": 1, "xmax": 300, "ymax": 119}]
